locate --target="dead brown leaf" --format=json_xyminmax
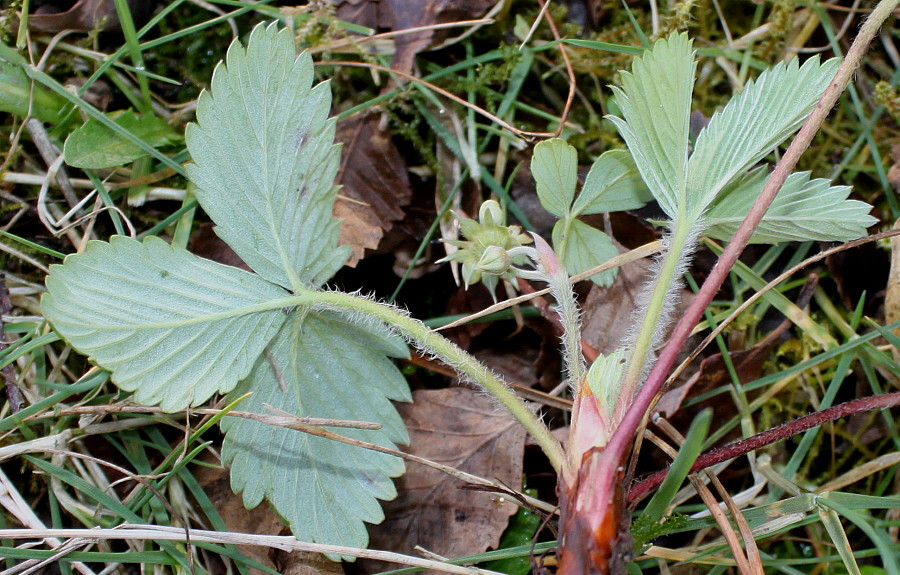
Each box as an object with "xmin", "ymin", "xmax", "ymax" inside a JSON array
[
  {"xmin": 333, "ymin": 0, "xmax": 497, "ymax": 75},
  {"xmin": 28, "ymin": 0, "xmax": 151, "ymax": 33},
  {"xmin": 335, "ymin": 114, "xmax": 412, "ymax": 267},
  {"xmin": 363, "ymin": 387, "xmax": 525, "ymax": 573},
  {"xmin": 581, "ymin": 255, "xmax": 652, "ymax": 355}
]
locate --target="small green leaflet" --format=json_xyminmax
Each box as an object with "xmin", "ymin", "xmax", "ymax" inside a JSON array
[
  {"xmin": 64, "ymin": 110, "xmax": 180, "ymax": 169},
  {"xmin": 573, "ymin": 149, "xmax": 652, "ymax": 216},
  {"xmin": 531, "ymin": 138, "xmax": 577, "ymax": 218},
  {"xmin": 606, "ymin": 33, "xmax": 694, "ymax": 220},
  {"xmin": 531, "ymin": 138, "xmax": 650, "ymax": 286},
  {"xmin": 552, "ymin": 219, "xmax": 619, "ymax": 287},
  {"xmin": 42, "ymin": 23, "xmax": 410, "ymax": 551}
]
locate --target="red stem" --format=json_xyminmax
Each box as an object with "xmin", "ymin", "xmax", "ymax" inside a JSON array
[
  {"xmin": 601, "ymin": 5, "xmax": 888, "ymax": 485},
  {"xmin": 627, "ymin": 392, "xmax": 900, "ymax": 505}
]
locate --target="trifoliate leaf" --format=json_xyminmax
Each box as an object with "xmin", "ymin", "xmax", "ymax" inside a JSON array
[
  {"xmin": 64, "ymin": 109, "xmax": 180, "ymax": 169},
  {"xmin": 222, "ymin": 311, "xmax": 410, "ymax": 552},
  {"xmin": 703, "ymin": 167, "xmax": 876, "ymax": 243},
  {"xmin": 42, "ymin": 236, "xmax": 289, "ymax": 411},
  {"xmin": 532, "ymin": 138, "xmax": 578, "ymax": 218},
  {"xmin": 571, "ymin": 149, "xmax": 652, "ymax": 216},
  {"xmin": 687, "ymin": 56, "xmax": 840, "ymax": 218},
  {"xmin": 186, "ymin": 24, "xmax": 348, "ymax": 292},
  {"xmin": 552, "ymin": 218, "xmax": 619, "ymax": 287},
  {"xmin": 606, "ymin": 33, "xmax": 695, "ymax": 220}
]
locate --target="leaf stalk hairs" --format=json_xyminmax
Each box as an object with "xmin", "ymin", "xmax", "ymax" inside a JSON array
[{"xmin": 294, "ymin": 288, "xmax": 568, "ymax": 472}]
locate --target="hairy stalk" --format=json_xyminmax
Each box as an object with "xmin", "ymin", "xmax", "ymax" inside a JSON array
[
  {"xmin": 295, "ymin": 288, "xmax": 568, "ymax": 474},
  {"xmin": 535, "ymin": 238, "xmax": 585, "ymax": 391},
  {"xmin": 616, "ymin": 219, "xmax": 695, "ymax": 422},
  {"xmin": 606, "ymin": 0, "xmax": 898, "ymax": 483}
]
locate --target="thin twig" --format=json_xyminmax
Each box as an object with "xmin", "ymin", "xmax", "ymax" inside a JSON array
[
  {"xmin": 317, "ymin": 60, "xmax": 555, "ymax": 138},
  {"xmin": 537, "ymin": 0, "xmax": 576, "ymax": 137},
  {"xmin": 0, "ymin": 526, "xmax": 505, "ymax": 575},
  {"xmin": 628, "ymin": 392, "xmax": 900, "ymax": 504}
]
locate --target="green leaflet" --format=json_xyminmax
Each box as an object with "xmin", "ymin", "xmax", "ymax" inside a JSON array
[
  {"xmin": 42, "ymin": 236, "xmax": 289, "ymax": 412},
  {"xmin": 686, "ymin": 55, "xmax": 840, "ymax": 219},
  {"xmin": 64, "ymin": 109, "xmax": 180, "ymax": 169},
  {"xmin": 606, "ymin": 33, "xmax": 695, "ymax": 220},
  {"xmin": 186, "ymin": 24, "xmax": 348, "ymax": 292},
  {"xmin": 703, "ymin": 167, "xmax": 877, "ymax": 243},
  {"xmin": 222, "ymin": 312, "xmax": 410, "ymax": 552},
  {"xmin": 530, "ymin": 139, "xmax": 650, "ymax": 286},
  {"xmin": 531, "ymin": 138, "xmax": 578, "ymax": 218},
  {"xmin": 552, "ymin": 219, "xmax": 619, "ymax": 287},
  {"xmin": 607, "ymin": 33, "xmax": 872, "ymax": 244},
  {"xmin": 572, "ymin": 149, "xmax": 651, "ymax": 216},
  {"xmin": 42, "ymin": 23, "xmax": 413, "ymax": 551}
]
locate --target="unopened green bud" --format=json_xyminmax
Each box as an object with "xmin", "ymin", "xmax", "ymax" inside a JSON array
[{"xmin": 476, "ymin": 245, "xmax": 511, "ymax": 275}]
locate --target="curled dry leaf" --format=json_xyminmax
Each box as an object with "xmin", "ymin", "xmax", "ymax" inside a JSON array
[
  {"xmin": 335, "ymin": 114, "xmax": 412, "ymax": 267},
  {"xmin": 363, "ymin": 387, "xmax": 525, "ymax": 573}
]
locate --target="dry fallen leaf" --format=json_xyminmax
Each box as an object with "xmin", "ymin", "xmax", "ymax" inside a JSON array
[
  {"xmin": 335, "ymin": 114, "xmax": 412, "ymax": 266},
  {"xmin": 363, "ymin": 387, "xmax": 525, "ymax": 573},
  {"xmin": 194, "ymin": 463, "xmax": 285, "ymax": 575},
  {"xmin": 333, "ymin": 0, "xmax": 498, "ymax": 75},
  {"xmin": 28, "ymin": 0, "xmax": 151, "ymax": 33},
  {"xmin": 581, "ymin": 255, "xmax": 653, "ymax": 355}
]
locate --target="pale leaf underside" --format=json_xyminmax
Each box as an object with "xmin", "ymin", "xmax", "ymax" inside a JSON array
[
  {"xmin": 42, "ymin": 236, "xmax": 288, "ymax": 411},
  {"xmin": 703, "ymin": 167, "xmax": 876, "ymax": 243},
  {"xmin": 186, "ymin": 24, "xmax": 348, "ymax": 291},
  {"xmin": 606, "ymin": 33, "xmax": 695, "ymax": 220},
  {"xmin": 687, "ymin": 56, "xmax": 840, "ymax": 217},
  {"xmin": 222, "ymin": 312, "xmax": 410, "ymax": 551},
  {"xmin": 43, "ymin": 24, "xmax": 414, "ymax": 550}
]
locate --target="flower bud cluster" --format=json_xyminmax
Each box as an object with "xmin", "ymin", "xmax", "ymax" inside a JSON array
[{"xmin": 439, "ymin": 200, "xmax": 533, "ymax": 297}]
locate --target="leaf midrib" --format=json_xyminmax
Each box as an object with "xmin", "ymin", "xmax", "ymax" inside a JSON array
[{"xmin": 68, "ymin": 296, "xmax": 300, "ymax": 330}]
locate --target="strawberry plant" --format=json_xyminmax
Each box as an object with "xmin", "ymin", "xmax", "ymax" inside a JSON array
[{"xmin": 40, "ymin": 2, "xmax": 899, "ymax": 571}]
